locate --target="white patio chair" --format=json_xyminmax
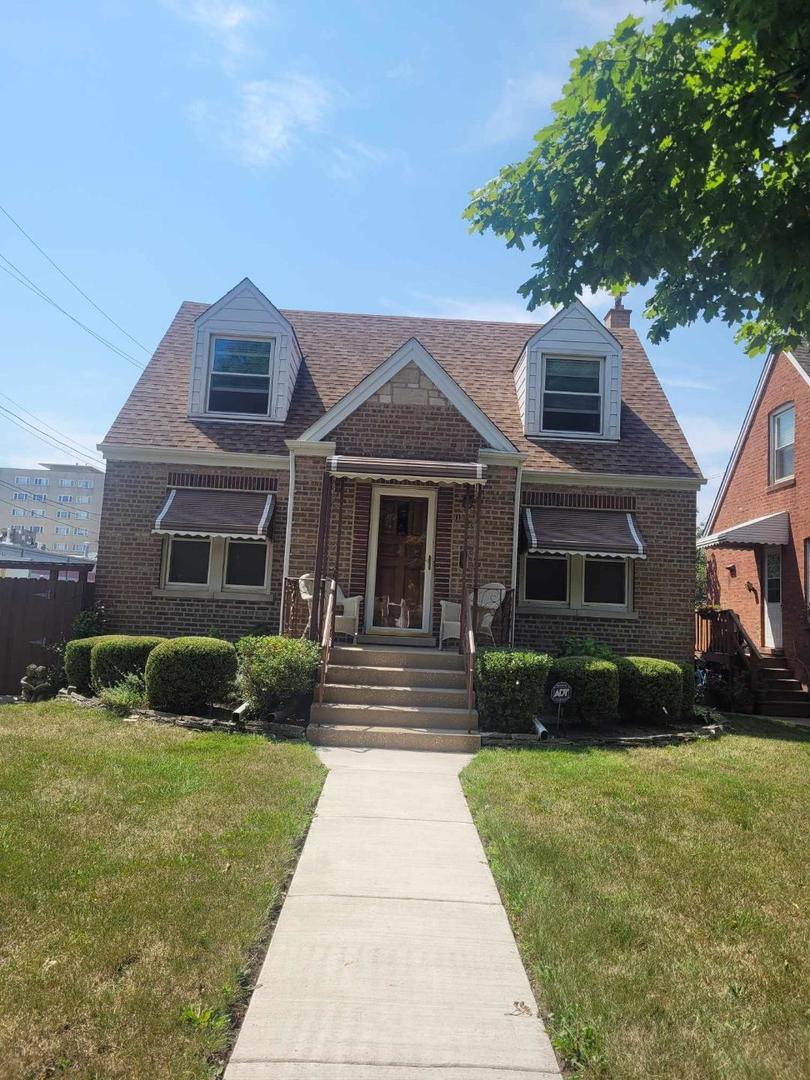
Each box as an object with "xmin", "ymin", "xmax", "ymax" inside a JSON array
[
  {"xmin": 298, "ymin": 573, "xmax": 362, "ymax": 641},
  {"xmin": 439, "ymin": 582, "xmax": 507, "ymax": 648}
]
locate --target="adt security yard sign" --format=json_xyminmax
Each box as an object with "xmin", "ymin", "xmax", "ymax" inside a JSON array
[{"xmin": 550, "ymin": 681, "xmax": 572, "ymax": 704}]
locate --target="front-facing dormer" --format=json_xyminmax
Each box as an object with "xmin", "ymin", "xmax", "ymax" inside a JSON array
[
  {"xmin": 188, "ymin": 278, "xmax": 302, "ymax": 424},
  {"xmin": 514, "ymin": 298, "xmax": 622, "ymax": 441}
]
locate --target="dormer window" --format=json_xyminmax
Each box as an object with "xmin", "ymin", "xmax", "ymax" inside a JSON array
[
  {"xmin": 541, "ymin": 357, "xmax": 603, "ymax": 435},
  {"xmin": 207, "ymin": 337, "xmax": 275, "ymax": 416}
]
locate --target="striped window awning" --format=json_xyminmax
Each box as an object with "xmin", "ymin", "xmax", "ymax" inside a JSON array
[
  {"xmin": 326, "ymin": 456, "xmax": 486, "ymax": 485},
  {"xmin": 522, "ymin": 506, "xmax": 647, "ymax": 559},
  {"xmin": 696, "ymin": 510, "xmax": 789, "ymax": 549},
  {"xmin": 153, "ymin": 488, "xmax": 276, "ymax": 539}
]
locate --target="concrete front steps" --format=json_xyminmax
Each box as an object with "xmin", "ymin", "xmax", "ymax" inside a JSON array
[
  {"xmin": 757, "ymin": 654, "xmax": 810, "ymax": 717},
  {"xmin": 308, "ymin": 643, "xmax": 480, "ymax": 753}
]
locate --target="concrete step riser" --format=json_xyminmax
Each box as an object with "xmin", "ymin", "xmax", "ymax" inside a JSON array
[
  {"xmin": 311, "ymin": 702, "xmax": 477, "ymax": 730},
  {"xmin": 758, "ymin": 660, "xmax": 791, "ymax": 671},
  {"xmin": 761, "ymin": 689, "xmax": 809, "ymax": 702},
  {"xmin": 308, "ymin": 724, "xmax": 481, "ymax": 753},
  {"xmin": 327, "ymin": 664, "xmax": 467, "ymax": 689},
  {"xmin": 324, "ymin": 684, "xmax": 468, "ymax": 709},
  {"xmin": 759, "ymin": 702, "xmax": 810, "ymax": 717},
  {"xmin": 331, "ymin": 646, "xmax": 464, "ymax": 672}
]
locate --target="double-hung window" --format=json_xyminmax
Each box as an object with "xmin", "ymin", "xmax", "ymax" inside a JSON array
[
  {"xmin": 522, "ymin": 553, "xmax": 632, "ymax": 613},
  {"xmin": 541, "ymin": 357, "xmax": 603, "ymax": 435},
  {"xmin": 164, "ymin": 537, "xmax": 270, "ymax": 593},
  {"xmin": 770, "ymin": 404, "xmax": 795, "ymax": 483},
  {"xmin": 207, "ymin": 337, "xmax": 274, "ymax": 416},
  {"xmin": 57, "ymin": 494, "xmax": 73, "ymax": 504},
  {"xmin": 13, "ymin": 492, "xmax": 27, "ymax": 501}
]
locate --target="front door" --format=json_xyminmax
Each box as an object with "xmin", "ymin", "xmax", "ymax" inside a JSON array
[
  {"xmin": 366, "ymin": 486, "xmax": 436, "ymax": 634},
  {"xmin": 763, "ymin": 545, "xmax": 783, "ymax": 649}
]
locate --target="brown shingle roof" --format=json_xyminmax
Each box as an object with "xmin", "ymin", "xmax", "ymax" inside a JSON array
[
  {"xmin": 103, "ymin": 302, "xmax": 702, "ymax": 479},
  {"xmin": 791, "ymin": 343, "xmax": 810, "ymax": 379}
]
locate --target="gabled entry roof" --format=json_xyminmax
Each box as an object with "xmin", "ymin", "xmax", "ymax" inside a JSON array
[{"xmin": 298, "ymin": 337, "xmax": 518, "ymax": 452}]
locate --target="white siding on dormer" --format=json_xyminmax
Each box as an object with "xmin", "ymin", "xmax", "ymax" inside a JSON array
[
  {"xmin": 188, "ymin": 279, "xmax": 302, "ymax": 424},
  {"xmin": 517, "ymin": 299, "xmax": 622, "ymax": 441}
]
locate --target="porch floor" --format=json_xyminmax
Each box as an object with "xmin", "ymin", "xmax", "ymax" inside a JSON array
[{"xmin": 224, "ymin": 747, "xmax": 561, "ymax": 1079}]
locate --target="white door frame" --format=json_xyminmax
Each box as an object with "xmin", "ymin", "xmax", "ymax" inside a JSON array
[
  {"xmin": 763, "ymin": 544, "xmax": 783, "ymax": 649},
  {"xmin": 365, "ymin": 484, "xmax": 437, "ymax": 634}
]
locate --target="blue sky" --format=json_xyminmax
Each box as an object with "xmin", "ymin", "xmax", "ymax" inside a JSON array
[{"xmin": 0, "ymin": 0, "xmax": 762, "ymax": 517}]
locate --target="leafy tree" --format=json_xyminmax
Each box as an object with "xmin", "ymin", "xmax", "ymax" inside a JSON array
[{"xmin": 464, "ymin": 0, "xmax": 810, "ymax": 354}]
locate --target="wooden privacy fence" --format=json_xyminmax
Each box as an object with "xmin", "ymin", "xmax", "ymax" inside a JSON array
[{"xmin": 0, "ymin": 578, "xmax": 94, "ymax": 693}]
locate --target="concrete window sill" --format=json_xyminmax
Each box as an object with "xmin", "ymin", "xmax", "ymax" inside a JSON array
[
  {"xmin": 767, "ymin": 478, "xmax": 795, "ymax": 493},
  {"xmin": 516, "ymin": 604, "xmax": 639, "ymax": 621},
  {"xmin": 151, "ymin": 588, "xmax": 272, "ymax": 602}
]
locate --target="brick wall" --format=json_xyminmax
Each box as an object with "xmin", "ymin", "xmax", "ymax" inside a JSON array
[
  {"xmin": 95, "ymin": 460, "xmax": 288, "ymax": 639},
  {"xmin": 708, "ymin": 351, "xmax": 810, "ymax": 674},
  {"xmin": 514, "ymin": 485, "xmax": 696, "ymax": 662}
]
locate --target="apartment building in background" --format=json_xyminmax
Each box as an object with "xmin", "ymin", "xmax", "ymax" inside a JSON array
[{"xmin": 0, "ymin": 463, "xmax": 104, "ymax": 557}]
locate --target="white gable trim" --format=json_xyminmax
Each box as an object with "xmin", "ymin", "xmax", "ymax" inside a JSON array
[
  {"xmin": 523, "ymin": 297, "xmax": 622, "ymax": 352},
  {"xmin": 298, "ymin": 337, "xmax": 518, "ymax": 451},
  {"xmin": 703, "ymin": 349, "xmax": 807, "ymax": 533}
]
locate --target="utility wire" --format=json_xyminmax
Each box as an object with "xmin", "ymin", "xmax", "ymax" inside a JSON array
[
  {"xmin": 0, "ymin": 402, "xmax": 104, "ymax": 464},
  {"xmin": 0, "ymin": 201, "xmax": 152, "ymax": 354},
  {"xmin": 0, "ymin": 256, "xmax": 146, "ymax": 370},
  {"xmin": 0, "ymin": 391, "xmax": 105, "ymax": 464},
  {"xmin": 0, "ymin": 405, "xmax": 103, "ymax": 467},
  {"xmin": 0, "ymin": 478, "xmax": 104, "ymax": 519},
  {"xmin": 0, "ymin": 495, "xmax": 97, "ymax": 534}
]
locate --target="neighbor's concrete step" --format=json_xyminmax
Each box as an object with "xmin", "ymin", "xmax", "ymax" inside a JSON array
[
  {"xmin": 760, "ymin": 687, "xmax": 810, "ymax": 702},
  {"xmin": 331, "ymin": 645, "xmax": 465, "ymax": 671},
  {"xmin": 757, "ymin": 656, "xmax": 792, "ymax": 670},
  {"xmin": 758, "ymin": 700, "xmax": 810, "ymax": 717},
  {"xmin": 310, "ymin": 701, "xmax": 477, "ymax": 731},
  {"xmin": 307, "ymin": 722, "xmax": 480, "ymax": 753},
  {"xmin": 327, "ymin": 663, "xmax": 467, "ymax": 689},
  {"xmin": 760, "ymin": 676, "xmax": 803, "ymax": 691},
  {"xmin": 324, "ymin": 682, "xmax": 468, "ymax": 709}
]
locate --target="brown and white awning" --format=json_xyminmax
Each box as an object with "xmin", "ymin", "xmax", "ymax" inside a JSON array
[
  {"xmin": 696, "ymin": 510, "xmax": 789, "ymax": 549},
  {"xmin": 522, "ymin": 506, "xmax": 647, "ymax": 559},
  {"xmin": 153, "ymin": 488, "xmax": 276, "ymax": 539},
  {"xmin": 326, "ymin": 456, "xmax": 486, "ymax": 485}
]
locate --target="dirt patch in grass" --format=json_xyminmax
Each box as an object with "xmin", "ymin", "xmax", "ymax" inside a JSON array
[
  {"xmin": 0, "ymin": 700, "xmax": 325, "ymax": 1079},
  {"xmin": 462, "ymin": 715, "xmax": 810, "ymax": 1080}
]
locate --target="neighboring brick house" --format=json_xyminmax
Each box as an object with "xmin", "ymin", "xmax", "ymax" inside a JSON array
[
  {"xmin": 96, "ymin": 278, "xmax": 702, "ymax": 666},
  {"xmin": 698, "ymin": 345, "xmax": 810, "ymax": 683}
]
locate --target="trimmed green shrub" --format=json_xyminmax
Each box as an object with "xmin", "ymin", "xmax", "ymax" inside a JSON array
[
  {"xmin": 236, "ymin": 636, "xmax": 320, "ymax": 718},
  {"xmin": 475, "ymin": 648, "xmax": 553, "ymax": 733},
  {"xmin": 680, "ymin": 661, "xmax": 696, "ymax": 720},
  {"xmin": 145, "ymin": 637, "xmax": 238, "ymax": 713},
  {"xmin": 90, "ymin": 635, "xmax": 165, "ymax": 692},
  {"xmin": 617, "ymin": 656, "xmax": 684, "ymax": 724},
  {"xmin": 546, "ymin": 655, "xmax": 619, "ymax": 726},
  {"xmin": 64, "ymin": 635, "xmax": 115, "ymax": 694},
  {"xmin": 557, "ymin": 636, "xmax": 616, "ymax": 661}
]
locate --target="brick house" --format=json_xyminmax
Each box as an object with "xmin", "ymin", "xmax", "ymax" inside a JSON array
[
  {"xmin": 96, "ymin": 279, "xmax": 702, "ymax": 747},
  {"xmin": 697, "ymin": 345, "xmax": 810, "ymax": 714}
]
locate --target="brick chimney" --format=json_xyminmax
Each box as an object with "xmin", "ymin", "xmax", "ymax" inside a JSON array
[{"xmin": 604, "ymin": 293, "xmax": 631, "ymax": 330}]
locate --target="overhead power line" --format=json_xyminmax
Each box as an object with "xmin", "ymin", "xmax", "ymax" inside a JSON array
[
  {"xmin": 0, "ymin": 478, "xmax": 104, "ymax": 519},
  {"xmin": 0, "ymin": 201, "xmax": 152, "ymax": 354},
  {"xmin": 0, "ymin": 404, "xmax": 103, "ymax": 468},
  {"xmin": 0, "ymin": 391, "xmax": 104, "ymax": 464},
  {"xmin": 0, "ymin": 255, "xmax": 146, "ymax": 370},
  {"xmin": 0, "ymin": 495, "xmax": 98, "ymax": 531}
]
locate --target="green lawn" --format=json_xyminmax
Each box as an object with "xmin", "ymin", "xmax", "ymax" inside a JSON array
[
  {"xmin": 0, "ymin": 701, "xmax": 325, "ymax": 1080},
  {"xmin": 462, "ymin": 717, "xmax": 810, "ymax": 1080}
]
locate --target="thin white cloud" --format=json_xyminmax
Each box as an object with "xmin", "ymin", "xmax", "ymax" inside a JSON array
[
  {"xmin": 480, "ymin": 72, "xmax": 562, "ymax": 144},
  {"xmin": 327, "ymin": 139, "xmax": 396, "ymax": 182},
  {"xmin": 192, "ymin": 75, "xmax": 332, "ymax": 166},
  {"xmin": 660, "ymin": 374, "xmax": 714, "ymax": 392},
  {"xmin": 409, "ymin": 288, "xmax": 613, "ymax": 324},
  {"xmin": 164, "ymin": 0, "xmax": 266, "ymax": 60},
  {"xmin": 562, "ymin": 0, "xmax": 658, "ymax": 35}
]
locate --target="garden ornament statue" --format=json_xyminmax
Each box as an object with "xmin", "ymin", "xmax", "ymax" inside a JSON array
[{"xmin": 20, "ymin": 664, "xmax": 54, "ymax": 702}]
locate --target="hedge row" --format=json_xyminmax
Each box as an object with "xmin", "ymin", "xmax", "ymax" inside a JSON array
[{"xmin": 477, "ymin": 648, "xmax": 696, "ymax": 731}]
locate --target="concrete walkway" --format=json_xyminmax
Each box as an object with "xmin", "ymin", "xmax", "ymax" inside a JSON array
[{"xmin": 225, "ymin": 747, "xmax": 561, "ymax": 1079}]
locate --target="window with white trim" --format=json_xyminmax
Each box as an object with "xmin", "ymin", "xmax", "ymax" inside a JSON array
[
  {"xmin": 75, "ymin": 510, "xmax": 89, "ymax": 520},
  {"xmin": 206, "ymin": 337, "xmax": 275, "ymax": 416},
  {"xmin": 58, "ymin": 478, "xmax": 75, "ymax": 487},
  {"xmin": 76, "ymin": 480, "xmax": 94, "ymax": 489},
  {"xmin": 56, "ymin": 510, "xmax": 71, "ymax": 519},
  {"xmin": 31, "ymin": 509, "xmax": 45, "ymax": 518},
  {"xmin": 541, "ymin": 356, "xmax": 603, "ymax": 435},
  {"xmin": 73, "ymin": 527, "xmax": 89, "ymax": 537},
  {"xmin": 11, "ymin": 508, "xmax": 26, "ymax": 517},
  {"xmin": 55, "ymin": 526, "xmax": 70, "ymax": 536},
  {"xmin": 14, "ymin": 476, "xmax": 30, "ymax": 485},
  {"xmin": 57, "ymin": 495, "xmax": 73, "ymax": 504},
  {"xmin": 13, "ymin": 492, "xmax": 27, "ymax": 501},
  {"xmin": 54, "ymin": 543, "xmax": 68, "ymax": 551},
  {"xmin": 77, "ymin": 495, "xmax": 91, "ymax": 504},
  {"xmin": 33, "ymin": 477, "xmax": 48, "ymax": 486},
  {"xmin": 770, "ymin": 404, "xmax": 795, "ymax": 483},
  {"xmin": 521, "ymin": 553, "xmax": 633, "ymax": 613},
  {"xmin": 32, "ymin": 493, "xmax": 45, "ymax": 502},
  {"xmin": 31, "ymin": 526, "xmax": 43, "ymax": 534},
  {"xmin": 162, "ymin": 536, "xmax": 271, "ymax": 594}
]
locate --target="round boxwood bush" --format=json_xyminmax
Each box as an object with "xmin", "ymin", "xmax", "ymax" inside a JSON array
[
  {"xmin": 145, "ymin": 636, "xmax": 237, "ymax": 714},
  {"xmin": 64, "ymin": 635, "xmax": 114, "ymax": 694},
  {"xmin": 546, "ymin": 655, "xmax": 619, "ymax": 726},
  {"xmin": 90, "ymin": 635, "xmax": 165, "ymax": 692},
  {"xmin": 680, "ymin": 660, "xmax": 696, "ymax": 720},
  {"xmin": 617, "ymin": 656, "xmax": 684, "ymax": 724},
  {"xmin": 236, "ymin": 635, "xmax": 320, "ymax": 718},
  {"xmin": 475, "ymin": 648, "xmax": 553, "ymax": 733}
]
